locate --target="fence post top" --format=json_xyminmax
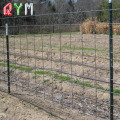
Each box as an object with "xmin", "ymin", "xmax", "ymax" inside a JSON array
[
  {"xmin": 109, "ymin": 0, "xmax": 112, "ymax": 3},
  {"xmin": 6, "ymin": 23, "xmax": 8, "ymax": 36}
]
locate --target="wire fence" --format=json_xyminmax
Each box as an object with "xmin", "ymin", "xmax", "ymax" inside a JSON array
[{"xmin": 0, "ymin": 1, "xmax": 120, "ymax": 120}]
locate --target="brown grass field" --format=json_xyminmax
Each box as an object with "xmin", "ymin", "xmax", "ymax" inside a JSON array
[{"xmin": 0, "ymin": 33, "xmax": 120, "ymax": 119}]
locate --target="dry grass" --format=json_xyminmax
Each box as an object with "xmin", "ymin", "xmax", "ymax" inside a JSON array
[
  {"xmin": 113, "ymin": 24, "xmax": 120, "ymax": 34},
  {"xmin": 81, "ymin": 19, "xmax": 120, "ymax": 34},
  {"xmin": 96, "ymin": 22, "xmax": 109, "ymax": 34},
  {"xmin": 80, "ymin": 20, "xmax": 97, "ymax": 34}
]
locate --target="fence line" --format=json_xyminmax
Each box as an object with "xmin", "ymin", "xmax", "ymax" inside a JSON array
[{"xmin": 0, "ymin": 1, "xmax": 120, "ymax": 120}]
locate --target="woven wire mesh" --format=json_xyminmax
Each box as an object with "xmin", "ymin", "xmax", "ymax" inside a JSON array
[{"xmin": 0, "ymin": 1, "xmax": 120, "ymax": 120}]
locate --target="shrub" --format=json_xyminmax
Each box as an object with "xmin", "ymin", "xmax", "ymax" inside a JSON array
[
  {"xmin": 80, "ymin": 19, "xmax": 97, "ymax": 34},
  {"xmin": 81, "ymin": 19, "xmax": 120, "ymax": 34},
  {"xmin": 113, "ymin": 24, "xmax": 120, "ymax": 34},
  {"xmin": 96, "ymin": 22, "xmax": 109, "ymax": 34}
]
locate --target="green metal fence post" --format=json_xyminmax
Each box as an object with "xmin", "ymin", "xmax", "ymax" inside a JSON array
[
  {"xmin": 109, "ymin": 0, "xmax": 113, "ymax": 120},
  {"xmin": 6, "ymin": 23, "xmax": 10, "ymax": 94}
]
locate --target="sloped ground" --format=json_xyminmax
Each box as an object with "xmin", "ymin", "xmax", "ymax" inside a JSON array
[
  {"xmin": 0, "ymin": 34, "xmax": 120, "ymax": 119},
  {"xmin": 0, "ymin": 91, "xmax": 101, "ymax": 120},
  {"xmin": 0, "ymin": 91, "xmax": 60, "ymax": 120}
]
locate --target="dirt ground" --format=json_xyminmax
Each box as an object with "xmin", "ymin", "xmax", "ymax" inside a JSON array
[
  {"xmin": 0, "ymin": 91, "xmax": 101, "ymax": 120},
  {"xmin": 0, "ymin": 91, "xmax": 61, "ymax": 120},
  {"xmin": 0, "ymin": 33, "xmax": 120, "ymax": 119}
]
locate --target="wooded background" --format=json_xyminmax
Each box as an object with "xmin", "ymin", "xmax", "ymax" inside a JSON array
[{"xmin": 0, "ymin": 0, "xmax": 120, "ymax": 34}]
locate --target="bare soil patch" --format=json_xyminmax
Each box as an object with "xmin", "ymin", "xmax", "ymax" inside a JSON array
[
  {"xmin": 0, "ymin": 91, "xmax": 60, "ymax": 120},
  {"xmin": 0, "ymin": 33, "xmax": 120, "ymax": 119}
]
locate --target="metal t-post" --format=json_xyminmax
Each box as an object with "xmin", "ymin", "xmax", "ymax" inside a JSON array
[
  {"xmin": 109, "ymin": 0, "xmax": 113, "ymax": 120},
  {"xmin": 6, "ymin": 23, "xmax": 10, "ymax": 94}
]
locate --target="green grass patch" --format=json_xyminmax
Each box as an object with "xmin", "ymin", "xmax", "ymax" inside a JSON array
[
  {"xmin": 32, "ymin": 76, "xmax": 40, "ymax": 79},
  {"xmin": 1, "ymin": 62, "xmax": 120, "ymax": 95},
  {"xmin": 113, "ymin": 89, "xmax": 120, "ymax": 94},
  {"xmin": 73, "ymin": 79, "xmax": 80, "ymax": 84},
  {"xmin": 61, "ymin": 46, "xmax": 109, "ymax": 52},
  {"xmin": 54, "ymin": 74, "xmax": 71, "ymax": 81},
  {"xmin": 10, "ymin": 64, "xmax": 33, "ymax": 71},
  {"xmin": 10, "ymin": 65, "xmax": 20, "ymax": 69},
  {"xmin": 20, "ymin": 67, "xmax": 33, "ymax": 71},
  {"xmin": 94, "ymin": 83, "xmax": 105, "ymax": 90},
  {"xmin": 50, "ymin": 45, "xmax": 110, "ymax": 52},
  {"xmin": 0, "ymin": 62, "xmax": 33, "ymax": 72},
  {"xmin": 43, "ymin": 79, "xmax": 50, "ymax": 83},
  {"xmin": 33, "ymin": 71, "xmax": 107, "ymax": 92},
  {"xmin": 34, "ymin": 71, "xmax": 52, "ymax": 76},
  {"xmin": 0, "ymin": 62, "xmax": 6, "ymax": 67},
  {"xmin": 62, "ymin": 46, "xmax": 97, "ymax": 51},
  {"xmin": 82, "ymin": 82, "xmax": 94, "ymax": 88},
  {"xmin": 73, "ymin": 79, "xmax": 105, "ymax": 90}
]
